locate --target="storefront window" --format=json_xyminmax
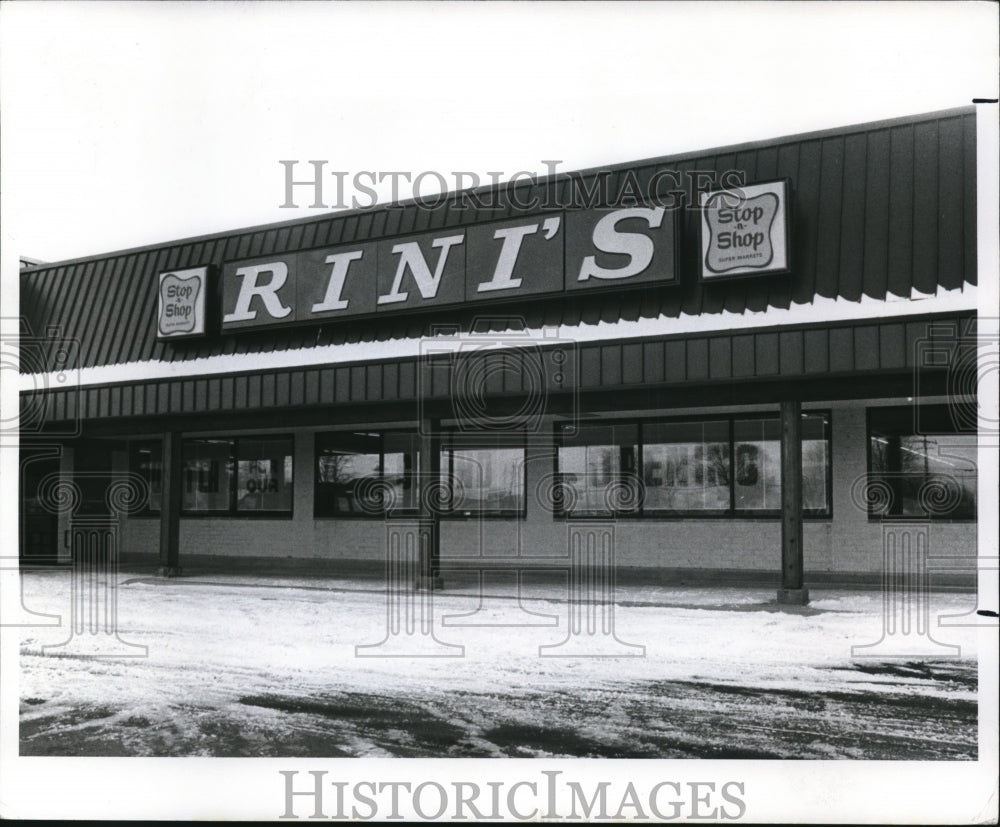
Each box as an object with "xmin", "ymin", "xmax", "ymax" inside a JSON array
[
  {"xmin": 129, "ymin": 441, "xmax": 162, "ymax": 513},
  {"xmin": 731, "ymin": 415, "xmax": 830, "ymax": 514},
  {"xmin": 183, "ymin": 439, "xmax": 233, "ymax": 512},
  {"xmin": 441, "ymin": 436, "xmax": 526, "ymax": 517},
  {"xmin": 643, "ymin": 421, "xmax": 730, "ymax": 513},
  {"xmin": 555, "ymin": 412, "xmax": 831, "ymax": 518},
  {"xmin": 558, "ymin": 424, "xmax": 639, "ymax": 516},
  {"xmin": 181, "ymin": 436, "xmax": 293, "ymax": 515},
  {"xmin": 384, "ymin": 432, "xmax": 420, "ymax": 511},
  {"xmin": 236, "ymin": 438, "xmax": 294, "ymax": 513},
  {"xmin": 315, "ymin": 431, "xmax": 417, "ymax": 516},
  {"xmin": 733, "ymin": 418, "xmax": 781, "ymax": 511},
  {"xmin": 802, "ymin": 415, "xmax": 831, "ymax": 513},
  {"xmin": 869, "ymin": 406, "xmax": 976, "ymax": 520}
]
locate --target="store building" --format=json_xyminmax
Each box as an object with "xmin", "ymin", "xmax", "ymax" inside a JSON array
[{"xmin": 19, "ymin": 107, "xmax": 982, "ymax": 601}]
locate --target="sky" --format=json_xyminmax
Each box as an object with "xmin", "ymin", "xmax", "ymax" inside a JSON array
[{"xmin": 0, "ymin": 1, "xmax": 997, "ymax": 267}]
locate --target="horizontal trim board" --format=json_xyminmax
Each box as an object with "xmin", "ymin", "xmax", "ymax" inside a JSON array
[{"xmin": 20, "ymin": 313, "xmax": 975, "ymax": 425}]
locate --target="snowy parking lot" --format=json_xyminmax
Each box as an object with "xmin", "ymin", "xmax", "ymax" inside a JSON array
[{"xmin": 15, "ymin": 569, "xmax": 981, "ymax": 759}]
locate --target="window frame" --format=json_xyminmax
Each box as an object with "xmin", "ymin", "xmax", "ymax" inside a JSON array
[
  {"xmin": 128, "ymin": 439, "xmax": 164, "ymax": 517},
  {"xmin": 553, "ymin": 410, "xmax": 833, "ymax": 520},
  {"xmin": 180, "ymin": 434, "xmax": 295, "ymax": 519},
  {"xmin": 642, "ymin": 415, "xmax": 733, "ymax": 518},
  {"xmin": 313, "ymin": 429, "xmax": 419, "ymax": 519},
  {"xmin": 313, "ymin": 429, "xmax": 529, "ymax": 519},
  {"xmin": 866, "ymin": 405, "xmax": 976, "ymax": 523},
  {"xmin": 440, "ymin": 432, "xmax": 528, "ymax": 519}
]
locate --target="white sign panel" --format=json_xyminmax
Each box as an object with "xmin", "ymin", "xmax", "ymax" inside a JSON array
[
  {"xmin": 157, "ymin": 266, "xmax": 208, "ymax": 339},
  {"xmin": 700, "ymin": 179, "xmax": 791, "ymax": 280}
]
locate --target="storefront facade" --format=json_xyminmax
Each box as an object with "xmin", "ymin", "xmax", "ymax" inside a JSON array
[{"xmin": 19, "ymin": 107, "xmax": 981, "ymax": 596}]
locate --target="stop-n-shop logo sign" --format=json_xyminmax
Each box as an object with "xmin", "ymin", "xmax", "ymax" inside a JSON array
[
  {"xmin": 699, "ymin": 179, "xmax": 791, "ymax": 281},
  {"xmin": 157, "ymin": 267, "xmax": 208, "ymax": 340}
]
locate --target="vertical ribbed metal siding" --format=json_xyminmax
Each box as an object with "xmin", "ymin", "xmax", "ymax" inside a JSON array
[{"xmin": 20, "ymin": 109, "xmax": 977, "ymax": 374}]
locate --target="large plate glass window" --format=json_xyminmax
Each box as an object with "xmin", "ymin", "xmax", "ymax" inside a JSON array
[
  {"xmin": 732, "ymin": 418, "xmax": 782, "ymax": 512},
  {"xmin": 556, "ymin": 424, "xmax": 639, "ymax": 517},
  {"xmin": 732, "ymin": 414, "xmax": 830, "ymax": 515},
  {"xmin": 643, "ymin": 420, "xmax": 729, "ymax": 513},
  {"xmin": 868, "ymin": 406, "xmax": 976, "ymax": 520},
  {"xmin": 801, "ymin": 414, "xmax": 831, "ymax": 513},
  {"xmin": 314, "ymin": 431, "xmax": 418, "ymax": 517},
  {"xmin": 554, "ymin": 412, "xmax": 831, "ymax": 518},
  {"xmin": 441, "ymin": 434, "xmax": 526, "ymax": 517},
  {"xmin": 183, "ymin": 439, "xmax": 233, "ymax": 513},
  {"xmin": 237, "ymin": 438, "xmax": 294, "ymax": 513},
  {"xmin": 181, "ymin": 436, "xmax": 293, "ymax": 516},
  {"xmin": 128, "ymin": 441, "xmax": 163, "ymax": 514}
]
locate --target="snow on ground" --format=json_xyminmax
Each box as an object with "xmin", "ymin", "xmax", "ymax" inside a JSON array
[{"xmin": 14, "ymin": 570, "xmax": 981, "ymax": 758}]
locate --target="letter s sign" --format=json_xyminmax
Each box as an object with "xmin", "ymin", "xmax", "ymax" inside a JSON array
[{"xmin": 577, "ymin": 207, "xmax": 666, "ymax": 281}]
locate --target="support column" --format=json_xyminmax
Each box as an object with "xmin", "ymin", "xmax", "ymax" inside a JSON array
[
  {"xmin": 416, "ymin": 416, "xmax": 442, "ymax": 590},
  {"xmin": 777, "ymin": 399, "xmax": 808, "ymax": 604},
  {"xmin": 158, "ymin": 431, "xmax": 183, "ymax": 577}
]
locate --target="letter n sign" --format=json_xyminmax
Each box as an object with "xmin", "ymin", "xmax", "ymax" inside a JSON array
[
  {"xmin": 699, "ymin": 179, "xmax": 792, "ymax": 281},
  {"xmin": 157, "ymin": 266, "xmax": 210, "ymax": 340}
]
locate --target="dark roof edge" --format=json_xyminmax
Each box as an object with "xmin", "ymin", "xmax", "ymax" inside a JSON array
[{"xmin": 23, "ymin": 105, "xmax": 978, "ymax": 274}]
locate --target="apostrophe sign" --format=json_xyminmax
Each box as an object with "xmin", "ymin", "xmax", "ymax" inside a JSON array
[
  {"xmin": 699, "ymin": 179, "xmax": 791, "ymax": 280},
  {"xmin": 157, "ymin": 266, "xmax": 208, "ymax": 339}
]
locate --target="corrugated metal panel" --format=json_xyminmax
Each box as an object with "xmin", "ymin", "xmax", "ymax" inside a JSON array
[
  {"xmin": 962, "ymin": 114, "xmax": 977, "ymax": 285},
  {"xmin": 862, "ymin": 129, "xmax": 891, "ymax": 299},
  {"xmin": 937, "ymin": 117, "xmax": 965, "ymax": 291},
  {"xmin": 839, "ymin": 133, "xmax": 867, "ymax": 302},
  {"xmin": 107, "ymin": 256, "xmax": 138, "ymax": 366},
  {"xmin": 792, "ymin": 140, "xmax": 822, "ymax": 303},
  {"xmin": 912, "ymin": 120, "xmax": 939, "ymax": 295},
  {"xmin": 21, "ymin": 109, "xmax": 978, "ymax": 373},
  {"xmin": 815, "ymin": 136, "xmax": 846, "ymax": 299},
  {"xmin": 886, "ymin": 124, "xmax": 915, "ymax": 297},
  {"xmin": 94, "ymin": 258, "xmax": 128, "ymax": 366}
]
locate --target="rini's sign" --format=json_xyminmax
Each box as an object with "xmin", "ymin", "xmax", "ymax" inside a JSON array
[
  {"xmin": 217, "ymin": 207, "xmax": 678, "ymax": 331},
  {"xmin": 699, "ymin": 180, "xmax": 791, "ymax": 280}
]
